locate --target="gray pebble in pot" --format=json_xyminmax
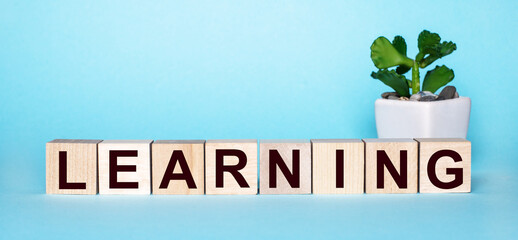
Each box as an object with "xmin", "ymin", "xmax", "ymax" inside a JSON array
[{"xmin": 438, "ymin": 86, "xmax": 457, "ymax": 100}]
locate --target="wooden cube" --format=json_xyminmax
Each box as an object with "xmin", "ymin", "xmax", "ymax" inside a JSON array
[
  {"xmin": 311, "ymin": 139, "xmax": 364, "ymax": 194},
  {"xmin": 364, "ymin": 138, "xmax": 418, "ymax": 194},
  {"xmin": 205, "ymin": 140, "xmax": 258, "ymax": 195},
  {"xmin": 152, "ymin": 140, "xmax": 205, "ymax": 195},
  {"xmin": 98, "ymin": 140, "xmax": 153, "ymax": 194},
  {"xmin": 260, "ymin": 140, "xmax": 311, "ymax": 194},
  {"xmin": 416, "ymin": 138, "xmax": 471, "ymax": 193},
  {"xmin": 46, "ymin": 139, "xmax": 101, "ymax": 194}
]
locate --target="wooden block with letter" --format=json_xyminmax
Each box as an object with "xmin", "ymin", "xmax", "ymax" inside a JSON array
[
  {"xmin": 152, "ymin": 140, "xmax": 205, "ymax": 195},
  {"xmin": 260, "ymin": 140, "xmax": 311, "ymax": 194},
  {"xmin": 416, "ymin": 138, "xmax": 471, "ymax": 193},
  {"xmin": 364, "ymin": 138, "xmax": 418, "ymax": 194},
  {"xmin": 46, "ymin": 139, "xmax": 102, "ymax": 194},
  {"xmin": 98, "ymin": 140, "xmax": 153, "ymax": 194},
  {"xmin": 311, "ymin": 139, "xmax": 364, "ymax": 194},
  {"xmin": 205, "ymin": 139, "xmax": 258, "ymax": 195}
]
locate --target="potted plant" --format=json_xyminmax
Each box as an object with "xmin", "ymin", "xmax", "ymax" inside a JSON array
[{"xmin": 370, "ymin": 30, "xmax": 471, "ymax": 138}]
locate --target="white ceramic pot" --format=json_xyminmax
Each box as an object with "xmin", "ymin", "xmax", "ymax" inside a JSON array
[{"xmin": 375, "ymin": 97, "xmax": 471, "ymax": 138}]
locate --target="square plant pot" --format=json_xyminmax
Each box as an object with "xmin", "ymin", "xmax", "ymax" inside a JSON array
[{"xmin": 375, "ymin": 97, "xmax": 471, "ymax": 138}]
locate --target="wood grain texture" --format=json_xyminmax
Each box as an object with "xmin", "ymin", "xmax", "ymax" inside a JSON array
[
  {"xmin": 98, "ymin": 140, "xmax": 153, "ymax": 194},
  {"xmin": 205, "ymin": 140, "xmax": 257, "ymax": 195},
  {"xmin": 152, "ymin": 140, "xmax": 205, "ymax": 195},
  {"xmin": 311, "ymin": 139, "xmax": 364, "ymax": 194},
  {"xmin": 415, "ymin": 138, "xmax": 471, "ymax": 193},
  {"xmin": 364, "ymin": 138, "xmax": 418, "ymax": 194},
  {"xmin": 46, "ymin": 139, "xmax": 101, "ymax": 194},
  {"xmin": 260, "ymin": 140, "xmax": 311, "ymax": 194}
]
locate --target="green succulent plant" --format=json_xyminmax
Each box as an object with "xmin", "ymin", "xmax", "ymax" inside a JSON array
[{"xmin": 370, "ymin": 30, "xmax": 456, "ymax": 97}]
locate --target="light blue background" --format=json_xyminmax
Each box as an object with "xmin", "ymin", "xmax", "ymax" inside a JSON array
[{"xmin": 1, "ymin": 0, "xmax": 517, "ymax": 239}]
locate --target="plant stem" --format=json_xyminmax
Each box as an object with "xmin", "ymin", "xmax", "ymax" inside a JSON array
[{"xmin": 412, "ymin": 60, "xmax": 420, "ymax": 94}]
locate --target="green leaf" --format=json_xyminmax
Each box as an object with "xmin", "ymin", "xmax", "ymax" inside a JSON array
[
  {"xmin": 370, "ymin": 37, "xmax": 413, "ymax": 69},
  {"xmin": 422, "ymin": 65, "xmax": 455, "ymax": 93},
  {"xmin": 396, "ymin": 65, "xmax": 411, "ymax": 74},
  {"xmin": 419, "ymin": 41, "xmax": 457, "ymax": 68},
  {"xmin": 436, "ymin": 41, "xmax": 456, "ymax": 56},
  {"xmin": 418, "ymin": 30, "xmax": 441, "ymax": 53},
  {"xmin": 392, "ymin": 36, "xmax": 407, "ymax": 56},
  {"xmin": 371, "ymin": 69, "xmax": 410, "ymax": 97},
  {"xmin": 392, "ymin": 36, "xmax": 411, "ymax": 74}
]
